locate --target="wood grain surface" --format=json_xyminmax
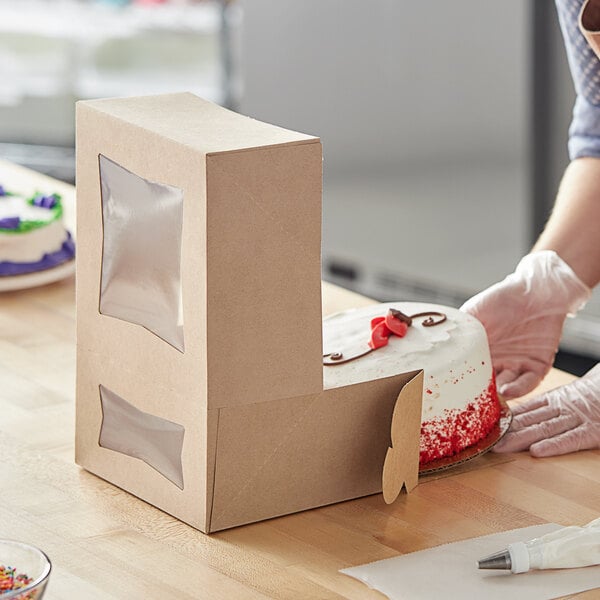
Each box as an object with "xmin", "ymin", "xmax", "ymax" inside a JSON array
[{"xmin": 0, "ymin": 161, "xmax": 598, "ymax": 599}]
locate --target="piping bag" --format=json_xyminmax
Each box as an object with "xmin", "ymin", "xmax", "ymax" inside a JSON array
[{"xmin": 478, "ymin": 517, "xmax": 600, "ymax": 573}]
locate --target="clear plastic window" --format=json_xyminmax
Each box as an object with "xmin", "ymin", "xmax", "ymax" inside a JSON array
[
  {"xmin": 99, "ymin": 384, "xmax": 185, "ymax": 489},
  {"xmin": 99, "ymin": 154, "xmax": 185, "ymax": 352}
]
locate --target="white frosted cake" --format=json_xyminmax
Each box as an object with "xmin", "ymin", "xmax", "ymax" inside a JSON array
[
  {"xmin": 323, "ymin": 302, "xmax": 500, "ymax": 464},
  {"xmin": 0, "ymin": 185, "xmax": 75, "ymax": 276}
]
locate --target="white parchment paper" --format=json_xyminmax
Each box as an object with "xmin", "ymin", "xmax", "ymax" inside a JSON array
[{"xmin": 341, "ymin": 524, "xmax": 600, "ymax": 600}]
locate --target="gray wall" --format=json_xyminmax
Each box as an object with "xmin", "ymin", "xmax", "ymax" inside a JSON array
[
  {"xmin": 239, "ymin": 0, "xmax": 531, "ymax": 304},
  {"xmin": 240, "ymin": 0, "xmax": 529, "ymax": 177},
  {"xmin": 240, "ymin": 0, "xmax": 600, "ymax": 359}
]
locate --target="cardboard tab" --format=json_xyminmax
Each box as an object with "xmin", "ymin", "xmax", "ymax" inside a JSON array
[{"xmin": 382, "ymin": 370, "xmax": 423, "ymax": 503}]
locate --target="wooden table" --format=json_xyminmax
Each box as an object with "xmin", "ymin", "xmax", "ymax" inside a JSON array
[{"xmin": 1, "ymin": 162, "xmax": 599, "ymax": 599}]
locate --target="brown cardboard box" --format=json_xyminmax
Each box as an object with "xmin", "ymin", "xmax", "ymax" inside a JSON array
[{"xmin": 75, "ymin": 93, "xmax": 421, "ymax": 532}]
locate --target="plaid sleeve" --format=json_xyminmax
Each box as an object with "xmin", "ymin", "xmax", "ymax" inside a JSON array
[{"xmin": 556, "ymin": 0, "xmax": 600, "ymax": 159}]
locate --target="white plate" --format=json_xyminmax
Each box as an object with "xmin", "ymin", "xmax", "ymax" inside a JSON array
[{"xmin": 0, "ymin": 258, "xmax": 75, "ymax": 292}]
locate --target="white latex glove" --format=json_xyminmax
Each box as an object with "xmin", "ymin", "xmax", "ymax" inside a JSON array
[
  {"xmin": 461, "ymin": 251, "xmax": 591, "ymax": 398},
  {"xmin": 493, "ymin": 363, "xmax": 600, "ymax": 456}
]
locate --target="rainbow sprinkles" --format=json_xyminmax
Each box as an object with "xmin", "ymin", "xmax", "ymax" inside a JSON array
[{"xmin": 0, "ymin": 564, "xmax": 33, "ymax": 597}]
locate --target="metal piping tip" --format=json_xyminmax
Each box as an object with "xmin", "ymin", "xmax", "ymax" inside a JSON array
[{"xmin": 477, "ymin": 550, "xmax": 512, "ymax": 570}]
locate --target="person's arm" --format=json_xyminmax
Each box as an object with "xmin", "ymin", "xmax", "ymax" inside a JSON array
[
  {"xmin": 462, "ymin": 0, "xmax": 598, "ymax": 399},
  {"xmin": 462, "ymin": 1, "xmax": 600, "ymax": 457},
  {"xmin": 538, "ymin": 1, "xmax": 600, "ymax": 287},
  {"xmin": 533, "ymin": 157, "xmax": 600, "ymax": 288}
]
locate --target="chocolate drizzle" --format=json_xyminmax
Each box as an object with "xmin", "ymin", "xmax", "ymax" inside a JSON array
[
  {"xmin": 323, "ymin": 348, "xmax": 373, "ymax": 365},
  {"xmin": 323, "ymin": 307, "xmax": 448, "ymax": 366},
  {"xmin": 409, "ymin": 311, "xmax": 447, "ymax": 327},
  {"xmin": 387, "ymin": 309, "xmax": 447, "ymax": 328}
]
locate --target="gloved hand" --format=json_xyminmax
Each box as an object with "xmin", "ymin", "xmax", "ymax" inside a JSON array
[
  {"xmin": 493, "ymin": 363, "xmax": 600, "ymax": 456},
  {"xmin": 461, "ymin": 251, "xmax": 591, "ymax": 398}
]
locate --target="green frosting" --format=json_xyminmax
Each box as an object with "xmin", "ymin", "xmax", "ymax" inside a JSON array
[{"xmin": 0, "ymin": 191, "xmax": 63, "ymax": 233}]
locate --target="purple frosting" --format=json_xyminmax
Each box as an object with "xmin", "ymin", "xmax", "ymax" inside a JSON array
[
  {"xmin": 0, "ymin": 185, "xmax": 6, "ymax": 196},
  {"xmin": 0, "ymin": 216, "xmax": 20, "ymax": 229},
  {"xmin": 32, "ymin": 194, "xmax": 58, "ymax": 209},
  {"xmin": 0, "ymin": 231, "xmax": 75, "ymax": 277}
]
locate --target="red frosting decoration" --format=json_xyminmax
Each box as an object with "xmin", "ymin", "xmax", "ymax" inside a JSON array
[
  {"xmin": 385, "ymin": 311, "xmax": 409, "ymax": 337},
  {"xmin": 368, "ymin": 309, "xmax": 411, "ymax": 350},
  {"xmin": 368, "ymin": 321, "xmax": 390, "ymax": 349},
  {"xmin": 370, "ymin": 316, "xmax": 386, "ymax": 329},
  {"xmin": 367, "ymin": 308, "xmax": 445, "ymax": 354}
]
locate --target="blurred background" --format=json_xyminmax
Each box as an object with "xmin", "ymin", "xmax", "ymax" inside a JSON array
[{"xmin": 0, "ymin": 0, "xmax": 598, "ymax": 373}]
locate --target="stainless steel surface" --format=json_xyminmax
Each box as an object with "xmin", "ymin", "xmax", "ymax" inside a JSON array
[{"xmin": 477, "ymin": 550, "xmax": 512, "ymax": 570}]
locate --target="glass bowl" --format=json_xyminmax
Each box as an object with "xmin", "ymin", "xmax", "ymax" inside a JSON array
[{"xmin": 0, "ymin": 540, "xmax": 51, "ymax": 599}]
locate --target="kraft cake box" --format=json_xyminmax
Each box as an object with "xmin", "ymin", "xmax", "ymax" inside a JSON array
[{"xmin": 74, "ymin": 93, "xmax": 421, "ymax": 533}]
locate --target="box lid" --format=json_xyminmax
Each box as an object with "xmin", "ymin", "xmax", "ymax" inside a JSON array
[{"xmin": 78, "ymin": 93, "xmax": 318, "ymax": 155}]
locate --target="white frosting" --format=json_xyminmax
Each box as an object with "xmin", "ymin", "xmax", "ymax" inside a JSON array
[
  {"xmin": 0, "ymin": 196, "xmax": 55, "ymax": 223},
  {"xmin": 0, "ymin": 196, "xmax": 66, "ymax": 262},
  {"xmin": 322, "ymin": 302, "xmax": 493, "ymax": 421}
]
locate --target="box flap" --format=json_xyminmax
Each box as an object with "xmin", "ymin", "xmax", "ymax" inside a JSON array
[{"xmin": 208, "ymin": 371, "xmax": 421, "ymax": 532}]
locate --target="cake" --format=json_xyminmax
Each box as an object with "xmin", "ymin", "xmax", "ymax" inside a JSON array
[
  {"xmin": 0, "ymin": 184, "xmax": 75, "ymax": 277},
  {"xmin": 322, "ymin": 302, "xmax": 500, "ymax": 465}
]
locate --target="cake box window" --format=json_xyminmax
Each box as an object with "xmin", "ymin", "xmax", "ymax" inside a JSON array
[
  {"xmin": 98, "ymin": 154, "xmax": 185, "ymax": 352},
  {"xmin": 99, "ymin": 384, "xmax": 185, "ymax": 489}
]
